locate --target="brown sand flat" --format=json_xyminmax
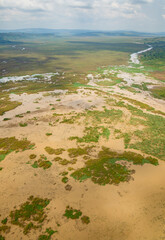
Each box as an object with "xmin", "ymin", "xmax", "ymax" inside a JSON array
[{"xmin": 0, "ymin": 70, "xmax": 165, "ymax": 240}]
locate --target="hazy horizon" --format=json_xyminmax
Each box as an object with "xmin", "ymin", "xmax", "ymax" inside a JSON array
[
  {"xmin": 0, "ymin": 0, "xmax": 165, "ymax": 33},
  {"xmin": 0, "ymin": 28, "xmax": 165, "ymax": 34}
]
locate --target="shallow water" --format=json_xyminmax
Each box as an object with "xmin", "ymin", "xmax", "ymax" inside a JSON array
[
  {"xmin": 130, "ymin": 45, "xmax": 153, "ymax": 64},
  {"xmin": 0, "ymin": 72, "xmax": 59, "ymax": 83}
]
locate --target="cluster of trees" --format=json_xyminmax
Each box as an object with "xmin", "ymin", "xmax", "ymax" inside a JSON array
[{"xmin": 142, "ymin": 40, "xmax": 165, "ymax": 60}]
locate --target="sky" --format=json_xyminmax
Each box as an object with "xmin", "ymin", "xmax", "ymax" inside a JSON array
[{"xmin": 0, "ymin": 0, "xmax": 165, "ymax": 32}]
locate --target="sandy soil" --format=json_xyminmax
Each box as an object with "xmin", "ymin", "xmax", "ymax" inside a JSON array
[
  {"xmin": 0, "ymin": 62, "xmax": 165, "ymax": 240},
  {"xmin": 87, "ymin": 70, "xmax": 165, "ymax": 113},
  {"xmin": 1, "ymin": 139, "xmax": 165, "ymax": 240}
]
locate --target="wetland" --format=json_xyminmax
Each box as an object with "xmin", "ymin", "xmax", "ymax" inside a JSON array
[{"xmin": 0, "ymin": 32, "xmax": 165, "ymax": 240}]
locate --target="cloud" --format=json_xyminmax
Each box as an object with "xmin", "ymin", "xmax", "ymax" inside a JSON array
[
  {"xmin": 67, "ymin": 0, "xmax": 92, "ymax": 9},
  {"xmin": 0, "ymin": 0, "xmax": 151, "ymax": 13},
  {"xmin": 88, "ymin": 1, "xmax": 141, "ymax": 19},
  {"xmin": 0, "ymin": 0, "xmax": 51, "ymax": 12},
  {"xmin": 0, "ymin": 0, "xmax": 163, "ymax": 32},
  {"xmin": 130, "ymin": 0, "xmax": 153, "ymax": 4},
  {"xmin": 0, "ymin": 0, "xmax": 145, "ymax": 29}
]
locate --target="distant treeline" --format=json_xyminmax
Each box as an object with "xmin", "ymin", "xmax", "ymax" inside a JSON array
[
  {"xmin": 67, "ymin": 41, "xmax": 148, "ymax": 53},
  {"xmin": 0, "ymin": 29, "xmax": 164, "ymax": 38},
  {"xmin": 0, "ymin": 32, "xmax": 56, "ymax": 44},
  {"xmin": 142, "ymin": 40, "xmax": 165, "ymax": 60},
  {"xmin": 0, "ymin": 34, "xmax": 13, "ymax": 44},
  {"xmin": 0, "ymin": 33, "xmax": 25, "ymax": 44}
]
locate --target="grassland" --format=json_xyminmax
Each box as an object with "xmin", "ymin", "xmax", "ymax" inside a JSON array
[
  {"xmin": 63, "ymin": 206, "xmax": 90, "ymax": 224},
  {"xmin": 69, "ymin": 126, "xmax": 110, "ymax": 143},
  {"xmin": 0, "ymin": 137, "xmax": 35, "ymax": 161},
  {"xmin": 0, "ymin": 196, "xmax": 52, "ymax": 239},
  {"xmin": 0, "ymin": 93, "xmax": 22, "ymax": 116},
  {"xmin": 71, "ymin": 147, "xmax": 158, "ymax": 185},
  {"xmin": 0, "ymin": 34, "xmax": 149, "ymax": 76},
  {"xmin": 141, "ymin": 38, "xmax": 165, "ymax": 99},
  {"xmin": 31, "ymin": 155, "xmax": 52, "ymax": 170}
]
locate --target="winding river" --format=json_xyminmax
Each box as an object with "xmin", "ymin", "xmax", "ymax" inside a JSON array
[{"xmin": 130, "ymin": 45, "xmax": 153, "ymax": 64}]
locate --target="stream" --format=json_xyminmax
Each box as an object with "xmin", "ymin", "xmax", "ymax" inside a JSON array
[{"xmin": 130, "ymin": 45, "xmax": 153, "ymax": 64}]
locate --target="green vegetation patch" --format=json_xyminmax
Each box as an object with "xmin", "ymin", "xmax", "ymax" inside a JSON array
[
  {"xmin": 71, "ymin": 147, "xmax": 158, "ymax": 185},
  {"xmin": 60, "ymin": 171, "xmax": 68, "ymax": 176},
  {"xmin": 119, "ymin": 85, "xmax": 140, "ymax": 93},
  {"xmin": 71, "ymin": 157, "xmax": 133, "ymax": 185},
  {"xmin": 69, "ymin": 126, "xmax": 110, "ymax": 143},
  {"xmin": 31, "ymin": 155, "xmax": 52, "ymax": 169},
  {"xmin": 38, "ymin": 160, "xmax": 52, "ymax": 170},
  {"xmin": 86, "ymin": 108, "xmax": 123, "ymax": 123},
  {"xmin": 0, "ymin": 152, "xmax": 9, "ymax": 162},
  {"xmin": 115, "ymin": 95, "xmax": 155, "ymax": 112},
  {"xmin": 0, "ymin": 94, "xmax": 21, "ymax": 116},
  {"xmin": 96, "ymin": 78, "xmax": 122, "ymax": 87},
  {"xmin": 61, "ymin": 177, "xmax": 69, "ymax": 183},
  {"xmin": 53, "ymin": 157, "xmax": 76, "ymax": 165},
  {"xmin": 57, "ymin": 159, "xmax": 70, "ymax": 165},
  {"xmin": 129, "ymin": 115, "xmax": 165, "ymax": 159},
  {"xmin": 131, "ymin": 83, "xmax": 148, "ymax": 91},
  {"xmin": 64, "ymin": 206, "xmax": 82, "ymax": 219},
  {"xmin": 9, "ymin": 196, "xmax": 50, "ymax": 234},
  {"xmin": 0, "ymin": 235, "xmax": 5, "ymax": 240},
  {"xmin": 151, "ymin": 87, "xmax": 165, "ymax": 100},
  {"xmin": 68, "ymin": 146, "xmax": 93, "ymax": 158},
  {"xmin": 125, "ymin": 107, "xmax": 165, "ymax": 160},
  {"xmin": 111, "ymin": 99, "xmax": 165, "ymax": 160},
  {"xmin": 15, "ymin": 114, "xmax": 24, "ymax": 118},
  {"xmin": 31, "ymin": 161, "xmax": 39, "ymax": 168},
  {"xmin": 45, "ymin": 147, "xmax": 65, "ymax": 155},
  {"xmin": 63, "ymin": 206, "xmax": 90, "ymax": 225},
  {"xmin": 38, "ymin": 228, "xmax": 57, "ymax": 240},
  {"xmin": 73, "ymin": 82, "xmax": 93, "ymax": 88},
  {"xmin": 61, "ymin": 117, "xmax": 74, "ymax": 124},
  {"xmin": 141, "ymin": 39, "xmax": 165, "ymax": 71},
  {"xmin": 1, "ymin": 219, "xmax": 7, "ymax": 225},
  {"xmin": 0, "ymin": 137, "xmax": 35, "ymax": 161},
  {"xmin": 81, "ymin": 216, "xmax": 90, "ymax": 224},
  {"xmin": 19, "ymin": 123, "xmax": 28, "ymax": 127},
  {"xmin": 29, "ymin": 154, "xmax": 37, "ymax": 159},
  {"xmin": 3, "ymin": 118, "xmax": 11, "ymax": 121},
  {"xmin": 0, "ymin": 225, "xmax": 10, "ymax": 234},
  {"xmin": 45, "ymin": 133, "xmax": 52, "ymax": 136},
  {"xmin": 129, "ymin": 117, "xmax": 147, "ymax": 126},
  {"xmin": 98, "ymin": 147, "xmax": 158, "ymax": 166},
  {"xmin": 123, "ymin": 133, "xmax": 131, "ymax": 149},
  {"xmin": 60, "ymin": 112, "xmax": 86, "ymax": 124}
]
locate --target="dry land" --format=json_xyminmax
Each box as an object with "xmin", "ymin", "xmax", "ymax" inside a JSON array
[{"xmin": 0, "ymin": 35, "xmax": 165, "ymax": 240}]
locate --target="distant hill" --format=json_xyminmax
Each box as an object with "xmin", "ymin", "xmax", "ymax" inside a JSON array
[{"xmin": 0, "ymin": 29, "xmax": 165, "ymax": 37}]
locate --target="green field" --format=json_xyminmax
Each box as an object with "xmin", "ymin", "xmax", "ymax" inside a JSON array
[{"xmin": 0, "ymin": 33, "xmax": 149, "ymax": 76}]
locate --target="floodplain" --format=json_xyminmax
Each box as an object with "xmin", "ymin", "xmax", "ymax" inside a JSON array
[{"xmin": 0, "ymin": 32, "xmax": 165, "ymax": 240}]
